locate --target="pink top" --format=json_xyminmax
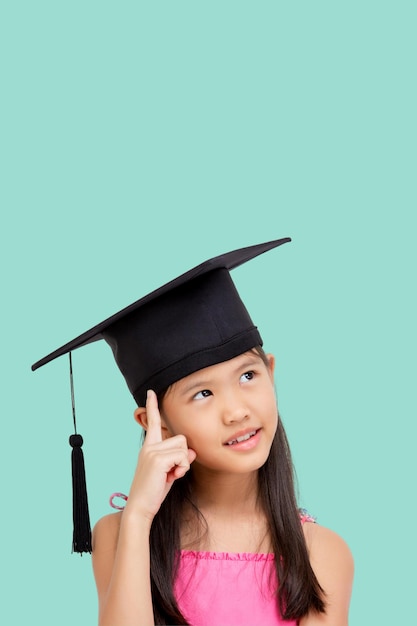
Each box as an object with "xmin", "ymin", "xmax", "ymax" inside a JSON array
[
  {"xmin": 109, "ymin": 495, "xmax": 315, "ymax": 625},
  {"xmin": 174, "ymin": 510, "xmax": 316, "ymax": 626},
  {"xmin": 174, "ymin": 550, "xmax": 294, "ymax": 626}
]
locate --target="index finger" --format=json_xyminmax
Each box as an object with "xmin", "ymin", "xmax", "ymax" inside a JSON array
[{"xmin": 144, "ymin": 389, "xmax": 163, "ymax": 444}]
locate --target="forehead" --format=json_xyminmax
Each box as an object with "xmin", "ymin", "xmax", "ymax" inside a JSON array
[{"xmin": 166, "ymin": 351, "xmax": 264, "ymax": 394}]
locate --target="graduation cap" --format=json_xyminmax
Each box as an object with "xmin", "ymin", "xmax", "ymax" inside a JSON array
[{"xmin": 31, "ymin": 237, "xmax": 291, "ymax": 553}]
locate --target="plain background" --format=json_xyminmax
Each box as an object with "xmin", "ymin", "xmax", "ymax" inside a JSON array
[{"xmin": 1, "ymin": 2, "xmax": 415, "ymax": 624}]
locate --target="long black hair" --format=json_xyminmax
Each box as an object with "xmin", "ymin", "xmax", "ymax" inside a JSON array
[{"xmin": 148, "ymin": 347, "xmax": 326, "ymax": 624}]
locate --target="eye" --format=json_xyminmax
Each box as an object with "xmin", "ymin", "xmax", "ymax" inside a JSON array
[
  {"xmin": 240, "ymin": 371, "xmax": 255, "ymax": 383},
  {"xmin": 193, "ymin": 389, "xmax": 212, "ymax": 400}
]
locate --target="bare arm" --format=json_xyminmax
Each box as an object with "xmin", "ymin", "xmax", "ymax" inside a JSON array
[
  {"xmin": 300, "ymin": 523, "xmax": 354, "ymax": 626},
  {"xmin": 92, "ymin": 510, "xmax": 154, "ymax": 626},
  {"xmin": 92, "ymin": 390, "xmax": 196, "ymax": 626}
]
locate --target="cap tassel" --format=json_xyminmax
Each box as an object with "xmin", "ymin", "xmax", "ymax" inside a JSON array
[
  {"xmin": 69, "ymin": 434, "xmax": 92, "ymax": 553},
  {"xmin": 69, "ymin": 353, "xmax": 92, "ymax": 554}
]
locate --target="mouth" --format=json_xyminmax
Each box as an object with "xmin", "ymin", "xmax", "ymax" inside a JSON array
[{"xmin": 224, "ymin": 429, "xmax": 260, "ymax": 446}]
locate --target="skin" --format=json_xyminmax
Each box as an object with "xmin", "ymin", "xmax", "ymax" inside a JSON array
[{"xmin": 92, "ymin": 351, "xmax": 354, "ymax": 625}]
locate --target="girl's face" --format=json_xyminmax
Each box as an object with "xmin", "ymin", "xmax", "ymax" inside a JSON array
[{"xmin": 159, "ymin": 351, "xmax": 278, "ymax": 475}]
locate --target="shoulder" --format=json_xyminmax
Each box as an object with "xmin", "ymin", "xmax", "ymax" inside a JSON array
[
  {"xmin": 302, "ymin": 522, "xmax": 352, "ymax": 562},
  {"xmin": 92, "ymin": 511, "xmax": 123, "ymax": 562},
  {"xmin": 302, "ymin": 522, "xmax": 354, "ymax": 581},
  {"xmin": 301, "ymin": 523, "xmax": 354, "ymax": 625},
  {"xmin": 92, "ymin": 511, "xmax": 123, "ymax": 553},
  {"xmin": 92, "ymin": 512, "xmax": 123, "ymax": 603},
  {"xmin": 93, "ymin": 510, "xmax": 123, "ymax": 538}
]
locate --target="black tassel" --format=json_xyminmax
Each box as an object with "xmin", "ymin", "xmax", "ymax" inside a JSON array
[
  {"xmin": 68, "ymin": 352, "xmax": 91, "ymax": 554},
  {"xmin": 69, "ymin": 433, "xmax": 92, "ymax": 553}
]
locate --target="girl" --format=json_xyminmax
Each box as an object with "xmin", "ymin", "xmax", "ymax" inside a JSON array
[{"xmin": 32, "ymin": 239, "xmax": 353, "ymax": 625}]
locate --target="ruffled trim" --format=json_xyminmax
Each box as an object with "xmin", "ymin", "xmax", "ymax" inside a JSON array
[
  {"xmin": 179, "ymin": 550, "xmax": 275, "ymax": 561},
  {"xmin": 178, "ymin": 509, "xmax": 317, "ymax": 561}
]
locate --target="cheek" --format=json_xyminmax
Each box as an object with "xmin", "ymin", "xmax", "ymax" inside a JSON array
[
  {"xmin": 264, "ymin": 396, "xmax": 279, "ymax": 432},
  {"xmin": 170, "ymin": 417, "xmax": 215, "ymax": 454},
  {"xmin": 161, "ymin": 409, "xmax": 195, "ymax": 440},
  {"xmin": 159, "ymin": 410, "xmax": 179, "ymax": 437},
  {"xmin": 256, "ymin": 382, "xmax": 277, "ymax": 409}
]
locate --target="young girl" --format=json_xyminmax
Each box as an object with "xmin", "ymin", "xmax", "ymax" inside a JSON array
[{"xmin": 32, "ymin": 239, "xmax": 353, "ymax": 625}]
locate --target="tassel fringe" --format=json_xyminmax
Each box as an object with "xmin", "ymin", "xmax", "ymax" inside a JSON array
[{"xmin": 69, "ymin": 434, "xmax": 92, "ymax": 554}]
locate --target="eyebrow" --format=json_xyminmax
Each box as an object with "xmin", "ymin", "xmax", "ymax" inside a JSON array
[
  {"xmin": 178, "ymin": 356, "xmax": 262, "ymax": 397},
  {"xmin": 179, "ymin": 379, "xmax": 212, "ymax": 396}
]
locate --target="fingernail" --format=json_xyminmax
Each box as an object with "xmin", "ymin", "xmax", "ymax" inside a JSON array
[{"xmin": 147, "ymin": 389, "xmax": 153, "ymax": 399}]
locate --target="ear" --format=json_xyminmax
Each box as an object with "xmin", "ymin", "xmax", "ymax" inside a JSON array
[
  {"xmin": 265, "ymin": 353, "xmax": 276, "ymax": 378},
  {"xmin": 134, "ymin": 406, "xmax": 148, "ymax": 429},
  {"xmin": 265, "ymin": 354, "xmax": 278, "ymax": 406},
  {"xmin": 133, "ymin": 406, "xmax": 172, "ymax": 439}
]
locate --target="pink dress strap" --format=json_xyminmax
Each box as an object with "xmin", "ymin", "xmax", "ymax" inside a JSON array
[{"xmin": 299, "ymin": 507, "xmax": 316, "ymax": 523}]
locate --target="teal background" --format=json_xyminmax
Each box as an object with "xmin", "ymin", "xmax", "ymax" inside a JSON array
[{"xmin": 1, "ymin": 2, "xmax": 415, "ymax": 624}]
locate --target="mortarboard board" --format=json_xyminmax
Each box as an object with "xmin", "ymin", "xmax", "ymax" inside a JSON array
[{"xmin": 31, "ymin": 237, "xmax": 291, "ymax": 552}]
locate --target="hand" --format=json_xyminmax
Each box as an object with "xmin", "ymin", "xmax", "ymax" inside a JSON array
[{"xmin": 125, "ymin": 390, "xmax": 196, "ymax": 523}]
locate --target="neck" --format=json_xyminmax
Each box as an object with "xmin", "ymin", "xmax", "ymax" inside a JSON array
[
  {"xmin": 181, "ymin": 467, "xmax": 269, "ymax": 553},
  {"xmin": 190, "ymin": 466, "xmax": 260, "ymax": 514}
]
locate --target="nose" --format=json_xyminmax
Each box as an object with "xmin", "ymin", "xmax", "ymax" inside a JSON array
[{"xmin": 220, "ymin": 389, "xmax": 249, "ymax": 425}]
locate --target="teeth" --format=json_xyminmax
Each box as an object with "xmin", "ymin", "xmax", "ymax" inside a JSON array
[{"xmin": 226, "ymin": 430, "xmax": 257, "ymax": 445}]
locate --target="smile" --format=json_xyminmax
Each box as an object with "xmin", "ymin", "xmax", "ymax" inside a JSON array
[{"xmin": 225, "ymin": 430, "xmax": 258, "ymax": 446}]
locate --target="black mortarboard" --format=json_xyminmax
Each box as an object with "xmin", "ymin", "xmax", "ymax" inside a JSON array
[{"xmin": 31, "ymin": 237, "xmax": 291, "ymax": 552}]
